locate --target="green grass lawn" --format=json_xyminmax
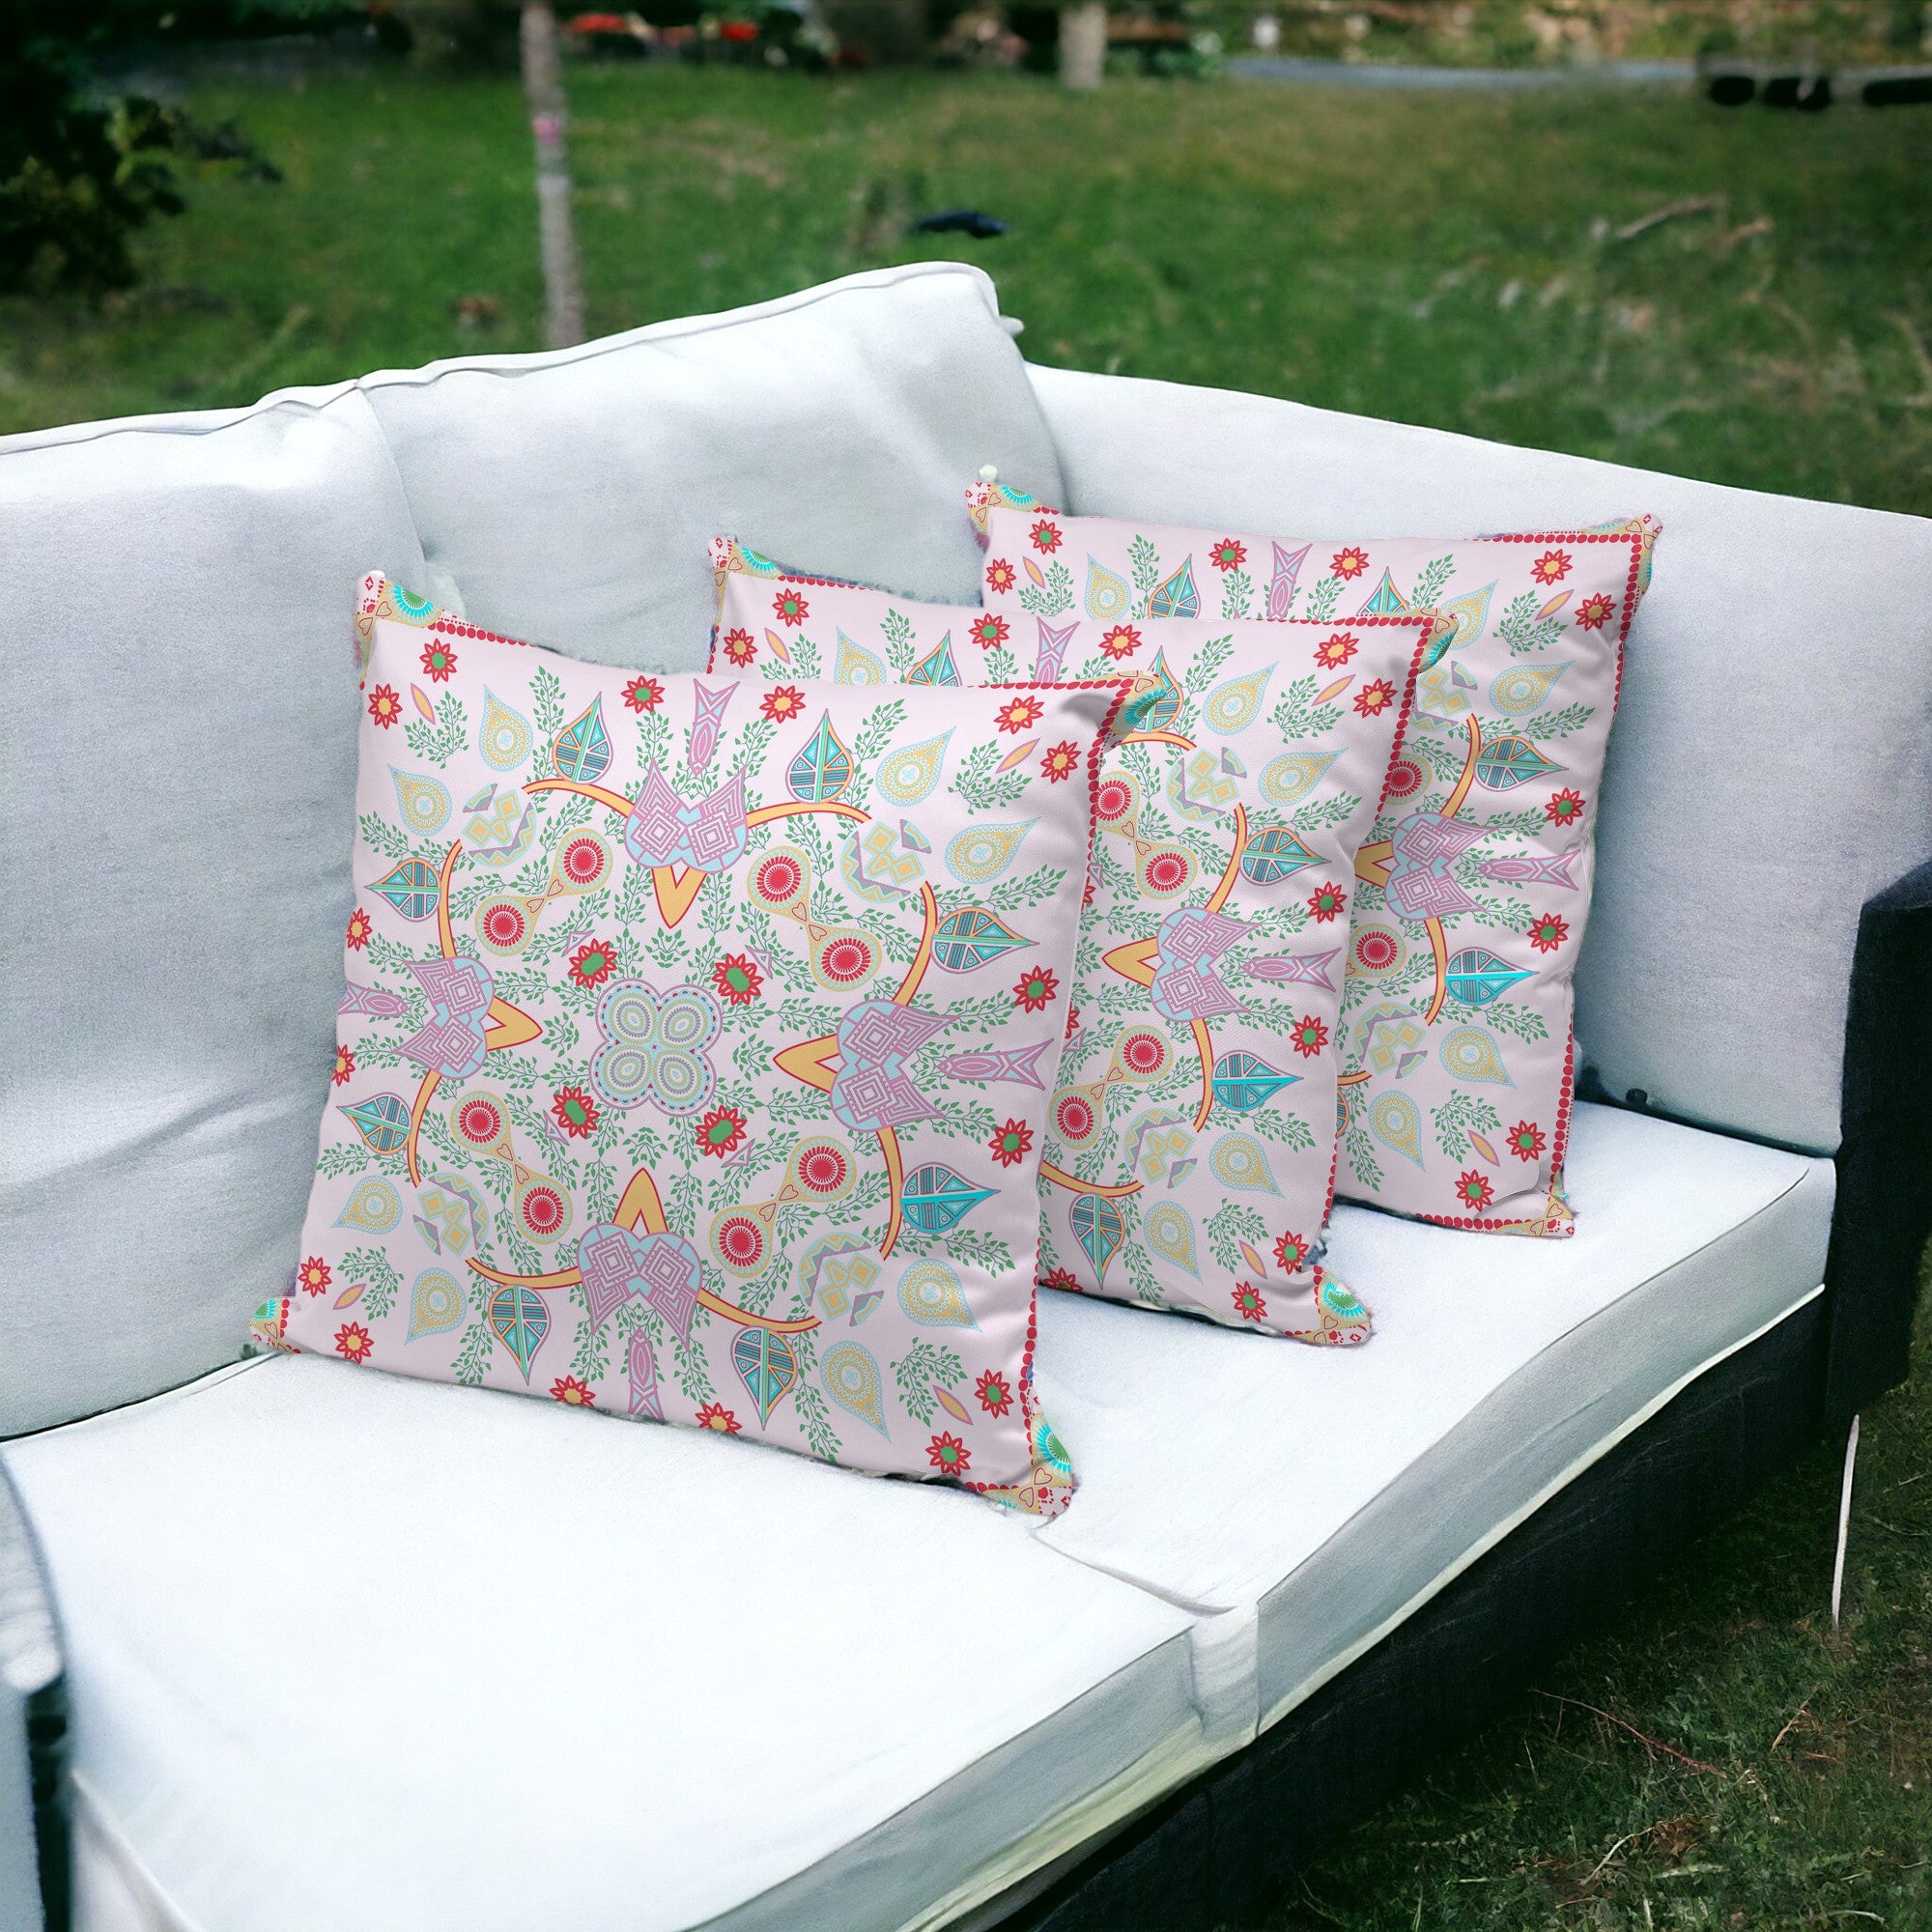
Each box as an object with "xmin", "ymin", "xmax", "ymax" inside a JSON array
[
  {"xmin": 1285, "ymin": 1281, "xmax": 1932, "ymax": 1931},
  {"xmin": 4, "ymin": 59, "xmax": 1927, "ymax": 1928},
  {"xmin": 3, "ymin": 65, "xmax": 1929, "ymax": 518}
]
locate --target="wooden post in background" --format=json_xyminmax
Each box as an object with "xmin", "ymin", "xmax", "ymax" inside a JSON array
[
  {"xmin": 1060, "ymin": 2, "xmax": 1106, "ymax": 88},
  {"xmin": 520, "ymin": 2, "xmax": 585, "ymax": 348}
]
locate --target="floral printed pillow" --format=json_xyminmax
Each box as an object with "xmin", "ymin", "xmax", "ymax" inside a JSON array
[
  {"xmin": 971, "ymin": 485, "xmax": 1661, "ymax": 1237},
  {"xmin": 713, "ymin": 538, "xmax": 1439, "ymax": 1342},
  {"xmin": 272, "ymin": 575, "xmax": 1125, "ymax": 1517}
]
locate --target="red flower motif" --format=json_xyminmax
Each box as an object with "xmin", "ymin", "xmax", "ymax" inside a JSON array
[
  {"xmin": 1274, "ymin": 1230, "xmax": 1310, "ymax": 1272},
  {"xmin": 1209, "ymin": 538, "xmax": 1248, "ymax": 572},
  {"xmin": 696, "ymin": 1402, "xmax": 741, "ymax": 1435},
  {"xmin": 1531, "ymin": 549, "xmax": 1573, "ymax": 585},
  {"xmin": 1011, "ymin": 967, "xmax": 1060, "ymax": 1013},
  {"xmin": 1040, "ymin": 740, "xmax": 1081, "ymax": 783},
  {"xmin": 1290, "ymin": 1014, "xmax": 1330, "ymax": 1060},
  {"xmin": 760, "ymin": 685, "xmax": 805, "ymax": 723},
  {"xmin": 419, "ymin": 638, "xmax": 457, "ymax": 683},
  {"xmin": 1455, "ymin": 1170, "xmax": 1495, "ymax": 1212},
  {"xmin": 994, "ymin": 695, "xmax": 1044, "ymax": 734},
  {"xmin": 1508, "ymin": 1121, "xmax": 1547, "ymax": 1162},
  {"xmin": 1314, "ymin": 633, "xmax": 1358, "ymax": 668},
  {"xmin": 550, "ymin": 1375, "xmax": 596, "ymax": 1406},
  {"xmin": 988, "ymin": 1119, "xmax": 1035, "ymax": 1168},
  {"xmin": 975, "ymin": 1369, "xmax": 1014, "ymax": 1417},
  {"xmin": 698, "ymin": 1104, "xmax": 749, "ymax": 1159},
  {"xmin": 713, "ymin": 952, "xmax": 764, "ymax": 1007},
  {"xmin": 773, "ymin": 589, "xmax": 810, "ymax": 625},
  {"xmin": 334, "ymin": 1321, "xmax": 374, "ymax": 1364},
  {"xmin": 1233, "ymin": 1283, "xmax": 1268, "ymax": 1322},
  {"xmin": 1527, "ymin": 912, "xmax": 1571, "ymax": 953},
  {"xmin": 1042, "ymin": 1265, "xmax": 1082, "ymax": 1293},
  {"xmin": 345, "ymin": 908, "xmax": 373, "ymax": 952},
  {"xmin": 1098, "ymin": 624, "xmax": 1143, "ymax": 662},
  {"xmin": 1353, "ymin": 679, "xmax": 1397, "ymax": 718},
  {"xmin": 972, "ymin": 612, "xmax": 1010, "ymax": 649},
  {"xmin": 297, "ymin": 1256, "xmax": 332, "ymax": 1297},
  {"xmin": 1307, "ymin": 884, "xmax": 1349, "ymax": 923},
  {"xmin": 986, "ymin": 558, "xmax": 1017, "ymax": 594},
  {"xmin": 1545, "ymin": 788, "xmax": 1586, "ymax": 827},
  {"xmin": 1331, "ymin": 547, "xmax": 1370, "ymax": 581},
  {"xmin": 623, "ymin": 673, "xmax": 665, "ymax": 712},
  {"xmin": 567, "ymin": 938, "xmax": 618, "ymax": 990},
  {"xmin": 927, "ymin": 1431, "xmax": 972, "ymax": 1476},
  {"xmin": 1576, "ymin": 592, "xmax": 1616, "ymax": 632},
  {"xmin": 366, "ymin": 684, "xmax": 402, "ymax": 728},
  {"xmin": 332, "ymin": 1045, "xmax": 356, "ymax": 1088},
  {"xmin": 719, "ymin": 628, "xmax": 756, "ymax": 668},
  {"xmin": 1029, "ymin": 519, "xmax": 1063, "ymax": 554},
  {"xmin": 552, "ymin": 1086, "xmax": 601, "ymax": 1139}
]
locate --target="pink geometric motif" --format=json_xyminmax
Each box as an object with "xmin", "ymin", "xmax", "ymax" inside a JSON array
[
  {"xmin": 1150, "ymin": 908, "xmax": 1247, "ymax": 1023},
  {"xmin": 576, "ymin": 1225, "xmax": 703, "ymax": 1344},
  {"xmin": 398, "ymin": 956, "xmax": 496, "ymax": 1077},
  {"xmin": 1382, "ymin": 812, "xmax": 1485, "ymax": 922},
  {"xmin": 831, "ymin": 1000, "xmax": 951, "ymax": 1132},
  {"xmin": 623, "ymin": 765, "xmax": 748, "ymax": 872}
]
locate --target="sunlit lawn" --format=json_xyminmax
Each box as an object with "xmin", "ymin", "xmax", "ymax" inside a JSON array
[
  {"xmin": 3, "ymin": 57, "xmax": 1928, "ymax": 1930},
  {"xmin": 3, "ymin": 64, "xmax": 1929, "ymax": 518}
]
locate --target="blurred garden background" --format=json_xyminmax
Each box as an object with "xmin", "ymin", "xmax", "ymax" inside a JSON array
[
  {"xmin": 3, "ymin": 0, "xmax": 1929, "ymax": 516},
  {"xmin": 3, "ymin": 4, "xmax": 1928, "ymax": 1925}
]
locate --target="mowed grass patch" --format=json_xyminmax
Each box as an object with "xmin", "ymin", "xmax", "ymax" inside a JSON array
[
  {"xmin": 1275, "ymin": 1275, "xmax": 1932, "ymax": 1931},
  {"xmin": 1, "ymin": 66, "xmax": 1927, "ymax": 515}
]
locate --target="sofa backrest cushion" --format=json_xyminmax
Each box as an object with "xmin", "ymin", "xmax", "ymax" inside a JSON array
[
  {"xmin": 1023, "ymin": 364, "xmax": 1932, "ymax": 1156},
  {"xmin": 0, "ymin": 391, "xmax": 428, "ymax": 1436},
  {"xmin": 359, "ymin": 264, "xmax": 1064, "ymax": 674}
]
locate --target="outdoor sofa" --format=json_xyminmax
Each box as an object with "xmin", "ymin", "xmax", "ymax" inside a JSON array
[{"xmin": 2, "ymin": 262, "xmax": 1927, "ymax": 1932}]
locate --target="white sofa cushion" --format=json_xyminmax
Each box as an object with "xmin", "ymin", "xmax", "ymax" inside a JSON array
[
  {"xmin": 1023, "ymin": 362, "xmax": 1932, "ymax": 1155},
  {"xmin": 0, "ymin": 391, "xmax": 427, "ymax": 1436},
  {"xmin": 3, "ymin": 1358, "xmax": 1205, "ymax": 1932},
  {"xmin": 361, "ymin": 265, "xmax": 1063, "ymax": 673},
  {"xmin": 1033, "ymin": 1101, "xmax": 1833, "ymax": 1739}
]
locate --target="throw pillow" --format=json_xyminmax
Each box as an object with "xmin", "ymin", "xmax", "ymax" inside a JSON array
[
  {"xmin": 270, "ymin": 574, "xmax": 1123, "ymax": 1516},
  {"xmin": 970, "ymin": 485, "xmax": 1661, "ymax": 1237}
]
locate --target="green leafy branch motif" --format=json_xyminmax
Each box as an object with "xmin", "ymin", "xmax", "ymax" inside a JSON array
[
  {"xmin": 338, "ymin": 1246, "xmax": 403, "ymax": 1321},
  {"xmin": 1433, "ymin": 1091, "xmax": 1503, "ymax": 1159},
  {"xmin": 893, "ymin": 1339, "xmax": 966, "ymax": 1426},
  {"xmin": 1271, "ymin": 673, "xmax": 1346, "ymax": 742},
  {"xmin": 1410, "ymin": 554, "xmax": 1458, "ymax": 609},
  {"xmin": 1498, "ymin": 591, "xmax": 1566, "ymax": 657},
  {"xmin": 403, "ymin": 692, "xmax": 467, "ymax": 767},
  {"xmin": 1019, "ymin": 559, "xmax": 1072, "ymax": 620},
  {"xmin": 1207, "ymin": 1199, "xmax": 1269, "ymax": 1275},
  {"xmin": 1302, "ymin": 574, "xmax": 1344, "ymax": 624}
]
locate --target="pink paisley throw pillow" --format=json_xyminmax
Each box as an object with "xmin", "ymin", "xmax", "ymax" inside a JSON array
[
  {"xmin": 270, "ymin": 574, "xmax": 1125, "ymax": 1517},
  {"xmin": 970, "ymin": 483, "xmax": 1662, "ymax": 1238},
  {"xmin": 712, "ymin": 538, "xmax": 1439, "ymax": 1343}
]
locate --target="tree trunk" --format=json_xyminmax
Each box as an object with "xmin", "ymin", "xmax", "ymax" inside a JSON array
[
  {"xmin": 520, "ymin": 2, "xmax": 585, "ymax": 349},
  {"xmin": 1060, "ymin": 2, "xmax": 1106, "ymax": 88}
]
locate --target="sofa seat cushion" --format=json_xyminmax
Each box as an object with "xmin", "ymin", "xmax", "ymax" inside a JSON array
[
  {"xmin": 1033, "ymin": 1101, "xmax": 1834, "ymax": 1737},
  {"xmin": 3, "ymin": 1359, "xmax": 1205, "ymax": 1932}
]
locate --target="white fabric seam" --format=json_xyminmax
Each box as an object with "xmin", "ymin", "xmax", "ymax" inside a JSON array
[
  {"xmin": 0, "ymin": 264, "xmax": 995, "ymax": 458},
  {"xmin": 2, "ymin": 1358, "xmax": 269, "ymax": 1450},
  {"xmin": 1257, "ymin": 1278, "xmax": 1827, "ymax": 1733}
]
